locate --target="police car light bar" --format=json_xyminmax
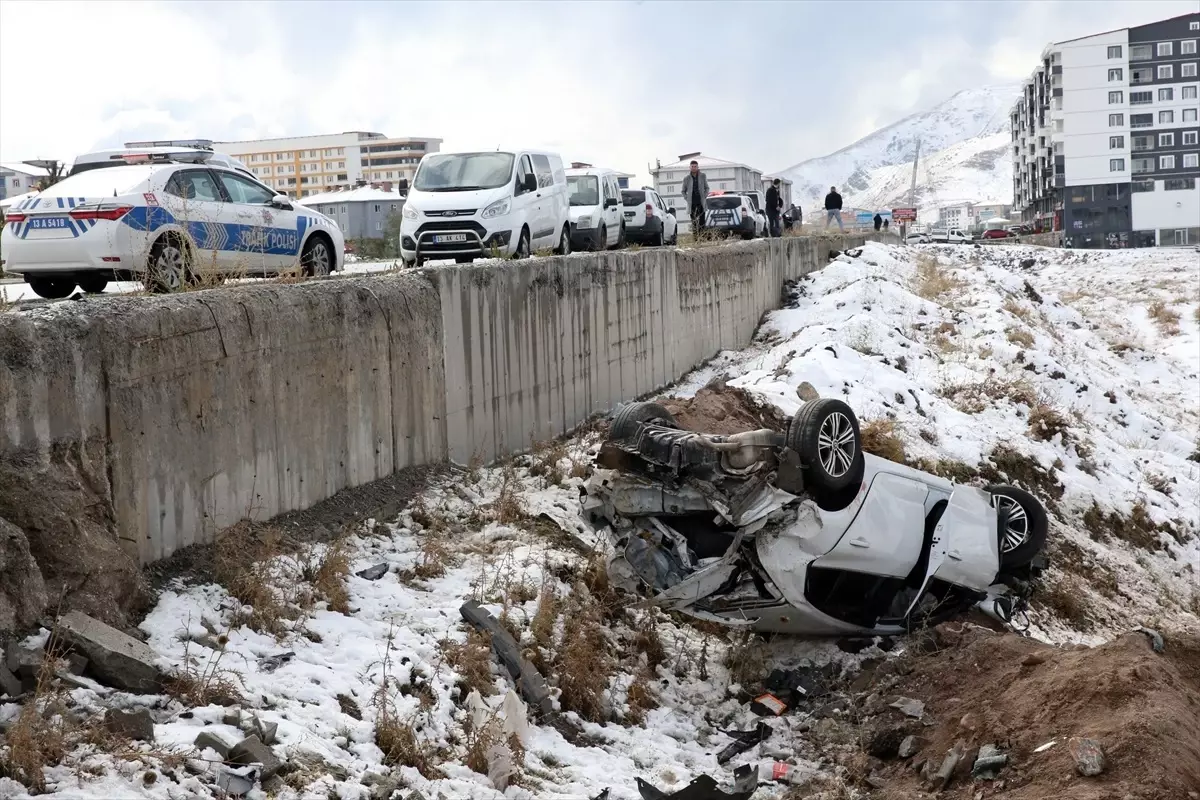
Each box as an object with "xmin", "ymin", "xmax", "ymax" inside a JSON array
[
  {"xmin": 110, "ymin": 151, "xmax": 215, "ymax": 164},
  {"xmin": 124, "ymin": 139, "xmax": 214, "ymax": 151}
]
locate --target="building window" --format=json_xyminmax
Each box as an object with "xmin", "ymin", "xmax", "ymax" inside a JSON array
[
  {"xmin": 1159, "ymin": 87, "xmax": 1174, "ymax": 101},
  {"xmin": 1184, "ymin": 154, "xmax": 1200, "ymax": 168},
  {"xmin": 1184, "ymin": 86, "xmax": 1198, "ymax": 99},
  {"xmin": 1165, "ymin": 178, "xmax": 1196, "ymax": 190},
  {"xmin": 1158, "ymin": 42, "xmax": 1173, "ymax": 57},
  {"xmin": 1184, "ymin": 63, "xmax": 1199, "ymax": 78},
  {"xmin": 1186, "ymin": 109, "xmax": 1199, "ymax": 122},
  {"xmin": 340, "ymin": 206, "xmax": 347, "ymax": 214},
  {"xmin": 1184, "ymin": 40, "xmax": 1197, "ymax": 55},
  {"xmin": 1108, "ymin": 90, "xmax": 1124, "ymax": 104},
  {"xmin": 1132, "ymin": 180, "xmax": 1155, "ymax": 192},
  {"xmin": 1131, "ymin": 44, "xmax": 1153, "ymax": 60},
  {"xmin": 1160, "ymin": 133, "xmax": 1175, "ymax": 147},
  {"xmin": 1192, "ymin": 22, "xmax": 1200, "ymax": 30},
  {"xmin": 1110, "ymin": 135, "xmax": 1125, "ymax": 148},
  {"xmin": 1133, "ymin": 157, "xmax": 1154, "ymax": 173},
  {"xmin": 1160, "ymin": 155, "xmax": 1176, "ymax": 169},
  {"xmin": 1131, "ymin": 113, "xmax": 1153, "ymax": 128},
  {"xmin": 1130, "ymin": 91, "xmax": 1153, "ymax": 105},
  {"xmin": 1160, "ymin": 110, "xmax": 1175, "ymax": 124},
  {"xmin": 1107, "ymin": 68, "xmax": 1124, "ymax": 82},
  {"xmin": 1107, "ymin": 45, "xmax": 1123, "ymax": 58},
  {"xmin": 1185, "ymin": 132, "xmax": 1199, "ymax": 145},
  {"xmin": 1109, "ymin": 113, "xmax": 1125, "ymax": 126},
  {"xmin": 1109, "ymin": 158, "xmax": 1126, "ymax": 172},
  {"xmin": 1158, "ymin": 64, "xmax": 1174, "ymax": 79},
  {"xmin": 1133, "ymin": 135, "xmax": 1151, "ymax": 151}
]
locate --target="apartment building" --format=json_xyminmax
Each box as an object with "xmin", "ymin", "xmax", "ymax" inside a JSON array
[
  {"xmin": 0, "ymin": 162, "xmax": 49, "ymax": 200},
  {"xmin": 1010, "ymin": 12, "xmax": 1200, "ymax": 247},
  {"xmin": 214, "ymin": 132, "xmax": 442, "ymax": 199}
]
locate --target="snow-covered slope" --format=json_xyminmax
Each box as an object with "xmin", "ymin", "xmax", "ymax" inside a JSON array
[{"xmin": 779, "ymin": 85, "xmax": 1020, "ymax": 212}]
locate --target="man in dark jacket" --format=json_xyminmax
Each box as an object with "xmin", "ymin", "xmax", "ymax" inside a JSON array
[
  {"xmin": 824, "ymin": 186, "xmax": 844, "ymax": 230},
  {"xmin": 873, "ymin": 213, "xmax": 883, "ymax": 231},
  {"xmin": 784, "ymin": 202, "xmax": 801, "ymax": 231},
  {"xmin": 680, "ymin": 160, "xmax": 710, "ymax": 236},
  {"xmin": 765, "ymin": 178, "xmax": 784, "ymax": 237}
]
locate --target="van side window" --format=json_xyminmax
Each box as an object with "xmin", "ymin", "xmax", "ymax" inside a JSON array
[
  {"xmin": 516, "ymin": 155, "xmax": 534, "ymax": 194},
  {"xmin": 531, "ymin": 154, "xmax": 553, "ymax": 189}
]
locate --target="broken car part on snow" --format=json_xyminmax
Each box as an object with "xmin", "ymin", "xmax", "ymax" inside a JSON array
[{"xmin": 581, "ymin": 399, "xmax": 1048, "ymax": 636}]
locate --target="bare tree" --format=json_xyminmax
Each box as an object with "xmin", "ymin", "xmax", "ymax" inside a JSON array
[{"xmin": 24, "ymin": 159, "xmax": 67, "ymax": 190}]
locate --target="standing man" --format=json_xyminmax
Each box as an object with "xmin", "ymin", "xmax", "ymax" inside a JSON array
[
  {"xmin": 824, "ymin": 186, "xmax": 844, "ymax": 231},
  {"xmin": 680, "ymin": 160, "xmax": 710, "ymax": 237},
  {"xmin": 873, "ymin": 213, "xmax": 883, "ymax": 231},
  {"xmin": 765, "ymin": 178, "xmax": 784, "ymax": 237}
]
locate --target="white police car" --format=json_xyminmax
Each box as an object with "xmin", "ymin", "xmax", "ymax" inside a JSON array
[{"xmin": 1, "ymin": 142, "xmax": 343, "ymax": 298}]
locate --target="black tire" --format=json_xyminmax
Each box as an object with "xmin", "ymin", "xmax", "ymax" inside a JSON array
[
  {"xmin": 145, "ymin": 236, "xmax": 192, "ymax": 293},
  {"xmin": 670, "ymin": 227, "xmax": 678, "ymax": 246},
  {"xmin": 787, "ymin": 398, "xmax": 864, "ymax": 492},
  {"xmin": 615, "ymin": 223, "xmax": 626, "ymax": 250},
  {"xmin": 455, "ymin": 256, "xmax": 475, "ymax": 264},
  {"xmin": 301, "ymin": 235, "xmax": 333, "ymax": 277},
  {"xmin": 512, "ymin": 228, "xmax": 531, "ymax": 259},
  {"xmin": 609, "ymin": 401, "xmax": 676, "ymax": 441},
  {"xmin": 652, "ymin": 223, "xmax": 664, "ymax": 247},
  {"xmin": 554, "ymin": 225, "xmax": 571, "ymax": 256},
  {"xmin": 597, "ymin": 225, "xmax": 606, "ymax": 252},
  {"xmin": 77, "ymin": 275, "xmax": 108, "ymax": 294},
  {"xmin": 986, "ymin": 485, "xmax": 1048, "ymax": 568},
  {"xmin": 28, "ymin": 278, "xmax": 75, "ymax": 300}
]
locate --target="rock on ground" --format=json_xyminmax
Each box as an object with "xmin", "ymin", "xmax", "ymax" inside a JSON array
[
  {"xmin": 0, "ymin": 516, "xmax": 47, "ymax": 635},
  {"xmin": 56, "ymin": 611, "xmax": 165, "ymax": 693}
]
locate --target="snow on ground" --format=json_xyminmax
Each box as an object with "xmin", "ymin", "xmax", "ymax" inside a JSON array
[{"xmin": 669, "ymin": 241, "xmax": 1200, "ymax": 641}]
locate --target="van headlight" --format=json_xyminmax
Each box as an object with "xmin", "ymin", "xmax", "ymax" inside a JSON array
[
  {"xmin": 402, "ymin": 205, "xmax": 418, "ymax": 220},
  {"xmin": 576, "ymin": 215, "xmax": 593, "ymax": 228},
  {"xmin": 481, "ymin": 197, "xmax": 511, "ymax": 219}
]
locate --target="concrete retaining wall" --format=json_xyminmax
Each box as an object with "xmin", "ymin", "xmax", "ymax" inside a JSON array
[{"xmin": 0, "ymin": 234, "xmax": 863, "ymax": 567}]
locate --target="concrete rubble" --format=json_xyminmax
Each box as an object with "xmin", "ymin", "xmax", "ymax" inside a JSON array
[
  {"xmin": 103, "ymin": 708, "xmax": 155, "ymax": 741},
  {"xmin": 56, "ymin": 610, "xmax": 166, "ymax": 693}
]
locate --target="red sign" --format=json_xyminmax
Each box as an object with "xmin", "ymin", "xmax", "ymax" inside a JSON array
[{"xmin": 892, "ymin": 207, "xmax": 917, "ymax": 222}]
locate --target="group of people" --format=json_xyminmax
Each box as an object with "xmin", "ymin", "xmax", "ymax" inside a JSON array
[{"xmin": 679, "ymin": 160, "xmax": 802, "ymax": 238}]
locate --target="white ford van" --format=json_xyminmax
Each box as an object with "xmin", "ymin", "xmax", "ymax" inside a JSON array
[
  {"xmin": 400, "ymin": 150, "xmax": 571, "ymax": 265},
  {"xmin": 565, "ymin": 166, "xmax": 624, "ymax": 251}
]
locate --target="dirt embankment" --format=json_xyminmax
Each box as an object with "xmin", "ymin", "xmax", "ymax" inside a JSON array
[
  {"xmin": 864, "ymin": 625, "xmax": 1200, "ymax": 800},
  {"xmin": 660, "ymin": 383, "xmax": 788, "ymax": 435}
]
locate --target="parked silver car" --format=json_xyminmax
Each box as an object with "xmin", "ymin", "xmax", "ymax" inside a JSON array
[{"xmin": 581, "ymin": 400, "xmax": 1047, "ymax": 636}]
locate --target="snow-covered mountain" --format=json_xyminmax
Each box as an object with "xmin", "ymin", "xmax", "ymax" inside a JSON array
[{"xmin": 778, "ymin": 84, "xmax": 1021, "ymax": 212}]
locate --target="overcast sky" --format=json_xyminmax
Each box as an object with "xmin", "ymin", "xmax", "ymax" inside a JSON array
[{"xmin": 1, "ymin": 0, "xmax": 1196, "ymax": 180}]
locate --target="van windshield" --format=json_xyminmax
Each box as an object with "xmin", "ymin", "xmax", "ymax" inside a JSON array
[
  {"xmin": 413, "ymin": 152, "xmax": 514, "ymax": 192},
  {"xmin": 568, "ymin": 176, "xmax": 599, "ymax": 207}
]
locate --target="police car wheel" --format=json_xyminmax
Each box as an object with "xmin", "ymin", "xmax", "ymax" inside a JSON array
[
  {"xmin": 78, "ymin": 275, "xmax": 108, "ymax": 294},
  {"xmin": 29, "ymin": 278, "xmax": 76, "ymax": 300},
  {"xmin": 145, "ymin": 238, "xmax": 191, "ymax": 294},
  {"xmin": 302, "ymin": 237, "xmax": 332, "ymax": 277}
]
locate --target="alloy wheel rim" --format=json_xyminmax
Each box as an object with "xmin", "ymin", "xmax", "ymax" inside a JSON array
[
  {"xmin": 311, "ymin": 243, "xmax": 330, "ymax": 275},
  {"xmin": 817, "ymin": 411, "xmax": 856, "ymax": 477},
  {"xmin": 156, "ymin": 246, "xmax": 184, "ymax": 290},
  {"xmin": 996, "ymin": 496, "xmax": 1029, "ymax": 553}
]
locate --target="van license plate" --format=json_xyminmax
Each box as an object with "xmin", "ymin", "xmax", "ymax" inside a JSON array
[
  {"xmin": 29, "ymin": 217, "xmax": 70, "ymax": 230},
  {"xmin": 433, "ymin": 233, "xmax": 468, "ymax": 244}
]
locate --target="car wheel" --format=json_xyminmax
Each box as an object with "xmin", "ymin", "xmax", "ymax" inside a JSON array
[
  {"xmin": 512, "ymin": 228, "xmax": 531, "ymax": 259},
  {"xmin": 652, "ymin": 225, "xmax": 664, "ymax": 247},
  {"xmin": 554, "ymin": 225, "xmax": 571, "ymax": 256},
  {"xmin": 77, "ymin": 275, "xmax": 108, "ymax": 294},
  {"xmin": 615, "ymin": 223, "xmax": 626, "ymax": 249},
  {"xmin": 597, "ymin": 225, "xmax": 606, "ymax": 252},
  {"xmin": 301, "ymin": 236, "xmax": 332, "ymax": 277},
  {"xmin": 28, "ymin": 278, "xmax": 76, "ymax": 300},
  {"xmin": 609, "ymin": 401, "xmax": 676, "ymax": 441},
  {"xmin": 787, "ymin": 398, "xmax": 864, "ymax": 492},
  {"xmin": 670, "ymin": 226, "xmax": 678, "ymax": 246},
  {"xmin": 145, "ymin": 237, "xmax": 191, "ymax": 293},
  {"xmin": 987, "ymin": 485, "xmax": 1049, "ymax": 568}
]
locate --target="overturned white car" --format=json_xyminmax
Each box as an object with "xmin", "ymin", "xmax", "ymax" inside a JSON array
[{"xmin": 581, "ymin": 399, "xmax": 1047, "ymax": 636}]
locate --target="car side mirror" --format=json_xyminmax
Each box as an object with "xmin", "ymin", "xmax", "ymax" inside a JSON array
[
  {"xmin": 270, "ymin": 194, "xmax": 292, "ymax": 210},
  {"xmin": 522, "ymin": 174, "xmax": 537, "ymax": 192},
  {"xmin": 667, "ymin": 207, "xmax": 676, "ymax": 216},
  {"xmin": 604, "ymin": 198, "xmax": 618, "ymax": 208}
]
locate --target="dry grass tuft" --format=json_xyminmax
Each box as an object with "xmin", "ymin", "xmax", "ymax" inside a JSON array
[
  {"xmin": 529, "ymin": 584, "xmax": 560, "ymax": 673},
  {"xmin": 978, "ymin": 444, "xmax": 1065, "ymax": 502},
  {"xmin": 1147, "ymin": 300, "xmax": 1181, "ymax": 336},
  {"xmin": 3, "ymin": 647, "xmax": 75, "ymax": 791},
  {"xmin": 937, "ymin": 375, "xmax": 1037, "ymax": 414},
  {"xmin": 1003, "ymin": 296, "xmax": 1033, "ymax": 322},
  {"xmin": 164, "ymin": 635, "xmax": 244, "ymax": 707},
  {"xmin": 213, "ymin": 522, "xmax": 301, "ymax": 638},
  {"xmin": 1006, "ymin": 326, "xmax": 1035, "ymax": 348},
  {"xmin": 1037, "ymin": 573, "xmax": 1093, "ymax": 631},
  {"xmin": 301, "ymin": 537, "xmax": 352, "ymax": 614},
  {"xmin": 624, "ymin": 668, "xmax": 659, "ymax": 726},
  {"xmin": 725, "ymin": 630, "xmax": 769, "ymax": 689},
  {"xmin": 1027, "ymin": 397, "xmax": 1072, "ymax": 443},
  {"xmin": 491, "ymin": 464, "xmax": 528, "ymax": 525},
  {"xmin": 445, "ymin": 629, "xmax": 497, "ymax": 698},
  {"xmin": 859, "ymin": 418, "xmax": 906, "ymax": 464},
  {"xmin": 907, "ymin": 456, "xmax": 979, "ymax": 484},
  {"xmin": 373, "ymin": 627, "xmax": 439, "ymax": 779},
  {"xmin": 528, "ymin": 438, "xmax": 570, "ymax": 485},
  {"xmin": 554, "ymin": 592, "xmax": 614, "ymax": 723},
  {"xmin": 911, "ymin": 253, "xmax": 965, "ymax": 301}
]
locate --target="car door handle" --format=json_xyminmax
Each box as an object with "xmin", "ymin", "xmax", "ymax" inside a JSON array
[{"xmin": 848, "ymin": 537, "xmax": 870, "ymax": 548}]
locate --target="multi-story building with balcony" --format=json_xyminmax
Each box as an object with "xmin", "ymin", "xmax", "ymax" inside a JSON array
[
  {"xmin": 1010, "ymin": 12, "xmax": 1200, "ymax": 247},
  {"xmin": 214, "ymin": 132, "xmax": 442, "ymax": 199}
]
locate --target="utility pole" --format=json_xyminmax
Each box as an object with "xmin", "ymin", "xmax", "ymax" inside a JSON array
[{"xmin": 907, "ymin": 139, "xmax": 921, "ymax": 209}]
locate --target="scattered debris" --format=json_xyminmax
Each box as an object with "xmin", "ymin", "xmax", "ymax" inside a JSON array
[
  {"xmin": 103, "ymin": 708, "xmax": 155, "ymax": 741},
  {"xmin": 1020, "ymin": 650, "xmax": 1050, "ymax": 666},
  {"xmin": 867, "ymin": 723, "xmax": 911, "ymax": 759},
  {"xmin": 257, "ymin": 651, "xmax": 296, "ymax": 673},
  {"xmin": 1134, "ymin": 625, "xmax": 1165, "ymax": 653},
  {"xmin": 931, "ymin": 741, "xmax": 964, "ymax": 789},
  {"xmin": 55, "ymin": 611, "xmax": 166, "ymax": 693},
  {"xmin": 796, "ymin": 381, "xmax": 820, "ymax": 402},
  {"xmin": 749, "ymin": 693, "xmax": 787, "ymax": 717},
  {"xmin": 229, "ymin": 734, "xmax": 284, "ymax": 780},
  {"xmin": 972, "ymin": 743, "xmax": 1008, "ymax": 779},
  {"xmin": 715, "ymin": 721, "xmax": 772, "ymax": 765},
  {"xmin": 215, "ymin": 763, "xmax": 259, "ymax": 797},
  {"xmin": 194, "ymin": 730, "xmax": 236, "ymax": 758},
  {"xmin": 1068, "ymin": 737, "xmax": 1106, "ymax": 777},
  {"xmin": 898, "ymin": 734, "xmax": 924, "ymax": 758},
  {"xmin": 460, "ymin": 600, "xmax": 553, "ymax": 716},
  {"xmin": 356, "ymin": 562, "xmax": 389, "ymax": 581},
  {"xmin": 1033, "ymin": 740, "xmax": 1057, "ymax": 754},
  {"xmin": 637, "ymin": 763, "xmax": 757, "ymax": 799},
  {"xmin": 889, "ymin": 697, "xmax": 925, "ymax": 719}
]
